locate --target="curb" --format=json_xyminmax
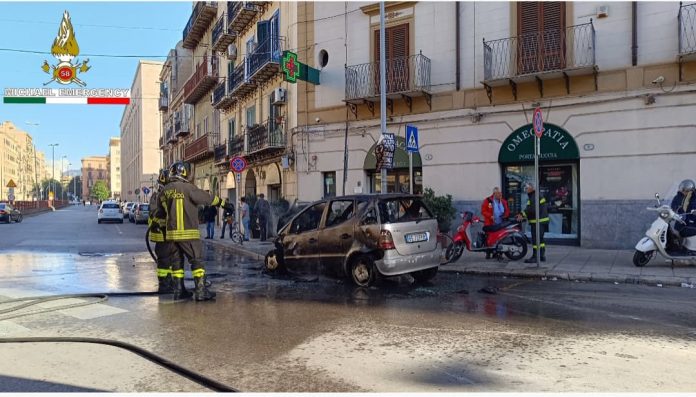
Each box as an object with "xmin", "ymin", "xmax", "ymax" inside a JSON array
[{"xmin": 202, "ymin": 239, "xmax": 265, "ymax": 261}]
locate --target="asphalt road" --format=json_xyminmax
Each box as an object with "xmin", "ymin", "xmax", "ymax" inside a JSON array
[{"xmin": 1, "ymin": 205, "xmax": 695, "ymax": 392}]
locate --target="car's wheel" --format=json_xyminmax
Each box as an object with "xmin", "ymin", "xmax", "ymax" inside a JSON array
[
  {"xmin": 264, "ymin": 249, "xmax": 285, "ymax": 272},
  {"xmin": 98, "ymin": 220, "xmax": 102, "ymax": 224},
  {"xmin": 412, "ymin": 266, "xmax": 438, "ymax": 283},
  {"xmin": 633, "ymin": 250, "xmax": 654, "ymax": 267},
  {"xmin": 119, "ymin": 219, "xmax": 124, "ymax": 224},
  {"xmin": 503, "ymin": 235, "xmax": 528, "ymax": 261},
  {"xmin": 231, "ymin": 232, "xmax": 243, "ymax": 244},
  {"xmin": 16, "ymin": 215, "xmax": 22, "ymax": 223},
  {"xmin": 349, "ymin": 254, "xmax": 377, "ymax": 287}
]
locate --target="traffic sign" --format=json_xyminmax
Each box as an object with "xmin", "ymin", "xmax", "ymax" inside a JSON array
[
  {"xmin": 8, "ymin": 194, "xmax": 15, "ymax": 201},
  {"xmin": 236, "ymin": 173, "xmax": 241, "ymax": 182},
  {"xmin": 142, "ymin": 186, "xmax": 150, "ymax": 195},
  {"xmin": 406, "ymin": 125, "xmax": 419, "ymax": 153},
  {"xmin": 533, "ymin": 107, "xmax": 544, "ymax": 138},
  {"xmin": 230, "ymin": 156, "xmax": 248, "ymax": 173},
  {"xmin": 6, "ymin": 179, "xmax": 17, "ymax": 188},
  {"xmin": 135, "ymin": 188, "xmax": 140, "ymax": 195}
]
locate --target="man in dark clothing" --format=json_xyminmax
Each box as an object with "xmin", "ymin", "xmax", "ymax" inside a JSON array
[
  {"xmin": 517, "ymin": 182, "xmax": 549, "ymax": 263},
  {"xmin": 204, "ymin": 205, "xmax": 217, "ymax": 239},
  {"xmin": 161, "ymin": 161, "xmax": 224, "ymax": 301},
  {"xmin": 254, "ymin": 193, "xmax": 271, "ymax": 241},
  {"xmin": 220, "ymin": 203, "xmax": 235, "ymax": 239}
]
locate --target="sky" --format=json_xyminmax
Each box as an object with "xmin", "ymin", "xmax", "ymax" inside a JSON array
[{"xmin": 0, "ymin": 1, "xmax": 192, "ymax": 172}]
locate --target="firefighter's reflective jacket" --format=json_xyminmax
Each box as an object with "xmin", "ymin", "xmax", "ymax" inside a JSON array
[
  {"xmin": 523, "ymin": 191, "xmax": 549, "ymax": 224},
  {"xmin": 148, "ymin": 191, "xmax": 166, "ymax": 242},
  {"xmin": 160, "ymin": 180, "xmax": 221, "ymax": 241}
]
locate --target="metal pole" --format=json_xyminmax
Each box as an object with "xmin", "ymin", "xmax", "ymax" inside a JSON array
[
  {"xmin": 49, "ymin": 143, "xmax": 59, "ymax": 202},
  {"xmin": 379, "ymin": 1, "xmax": 387, "ymax": 194},
  {"xmin": 534, "ymin": 136, "xmax": 540, "ymax": 268},
  {"xmin": 409, "ymin": 152, "xmax": 413, "ymax": 194}
]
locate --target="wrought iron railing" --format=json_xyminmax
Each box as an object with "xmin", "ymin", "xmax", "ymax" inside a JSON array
[
  {"xmin": 679, "ymin": 3, "xmax": 696, "ymax": 55},
  {"xmin": 230, "ymin": 59, "xmax": 248, "ymax": 92},
  {"xmin": 182, "ymin": 1, "xmax": 216, "ymax": 41},
  {"xmin": 212, "ymin": 81, "xmax": 227, "ymax": 106},
  {"xmin": 345, "ymin": 53, "xmax": 431, "ymax": 101},
  {"xmin": 246, "ymin": 119, "xmax": 285, "ymax": 154},
  {"xmin": 184, "ymin": 133, "xmax": 214, "ymax": 161},
  {"xmin": 183, "ymin": 54, "xmax": 219, "ymax": 102},
  {"xmin": 248, "ymin": 36, "xmax": 284, "ymax": 79},
  {"xmin": 214, "ymin": 143, "xmax": 227, "ymax": 162},
  {"xmin": 159, "ymin": 83, "xmax": 169, "ymax": 110},
  {"xmin": 174, "ymin": 107, "xmax": 191, "ymax": 136},
  {"xmin": 483, "ymin": 22, "xmax": 595, "ymax": 81},
  {"xmin": 227, "ymin": 2, "xmax": 262, "ymax": 30},
  {"xmin": 229, "ymin": 135, "xmax": 244, "ymax": 156}
]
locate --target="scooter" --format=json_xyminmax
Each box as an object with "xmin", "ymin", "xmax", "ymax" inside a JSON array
[
  {"xmin": 633, "ymin": 193, "xmax": 696, "ymax": 266},
  {"xmin": 445, "ymin": 211, "xmax": 528, "ymax": 263}
]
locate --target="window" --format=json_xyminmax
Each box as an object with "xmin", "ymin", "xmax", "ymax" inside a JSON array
[
  {"xmin": 228, "ymin": 119, "xmax": 236, "ymax": 139},
  {"xmin": 374, "ymin": 23, "xmax": 409, "ymax": 93},
  {"xmin": 326, "ymin": 200, "xmax": 355, "ymax": 228},
  {"xmin": 204, "ymin": 116, "xmax": 209, "ymax": 134},
  {"xmin": 517, "ymin": 2, "xmax": 566, "ymax": 74},
  {"xmin": 246, "ymin": 105, "xmax": 256, "ymax": 127},
  {"xmin": 378, "ymin": 198, "xmax": 433, "ymax": 224},
  {"xmin": 323, "ymin": 171, "xmax": 336, "ymax": 198},
  {"xmin": 291, "ymin": 202, "xmax": 326, "ymax": 234}
]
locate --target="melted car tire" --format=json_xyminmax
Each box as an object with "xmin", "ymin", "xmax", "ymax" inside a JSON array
[
  {"xmin": 264, "ymin": 250, "xmax": 285, "ymax": 273},
  {"xmin": 412, "ymin": 266, "xmax": 438, "ymax": 283},
  {"xmin": 350, "ymin": 254, "xmax": 376, "ymax": 288}
]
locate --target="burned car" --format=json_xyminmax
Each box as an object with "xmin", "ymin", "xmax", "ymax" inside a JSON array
[{"xmin": 264, "ymin": 194, "xmax": 443, "ymax": 287}]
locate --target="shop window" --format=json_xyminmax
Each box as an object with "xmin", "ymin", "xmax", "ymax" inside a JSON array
[{"xmin": 323, "ymin": 172, "xmax": 336, "ymax": 198}]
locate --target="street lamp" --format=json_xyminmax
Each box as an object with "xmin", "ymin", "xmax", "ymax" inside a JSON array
[
  {"xmin": 61, "ymin": 155, "xmax": 67, "ymax": 201},
  {"xmin": 68, "ymin": 162, "xmax": 73, "ymax": 201},
  {"xmin": 48, "ymin": 143, "xmax": 59, "ymax": 202}
]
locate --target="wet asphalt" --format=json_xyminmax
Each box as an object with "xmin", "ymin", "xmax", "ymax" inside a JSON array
[{"xmin": 1, "ymin": 205, "xmax": 695, "ymax": 392}]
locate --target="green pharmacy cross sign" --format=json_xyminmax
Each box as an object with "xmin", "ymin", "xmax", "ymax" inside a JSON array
[{"xmin": 281, "ymin": 51, "xmax": 320, "ymax": 85}]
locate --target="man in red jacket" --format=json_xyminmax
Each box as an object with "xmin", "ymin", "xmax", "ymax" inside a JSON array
[{"xmin": 481, "ymin": 187, "xmax": 510, "ymax": 259}]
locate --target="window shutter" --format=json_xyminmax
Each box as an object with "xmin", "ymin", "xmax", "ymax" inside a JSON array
[
  {"xmin": 540, "ymin": 2, "xmax": 565, "ymax": 71},
  {"xmin": 517, "ymin": 2, "xmax": 565, "ymax": 74},
  {"xmin": 518, "ymin": 2, "xmax": 541, "ymax": 74}
]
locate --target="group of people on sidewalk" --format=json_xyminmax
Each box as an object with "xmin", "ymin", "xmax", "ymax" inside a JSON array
[
  {"xmin": 203, "ymin": 193, "xmax": 272, "ymax": 242},
  {"xmin": 480, "ymin": 182, "xmax": 548, "ymax": 263}
]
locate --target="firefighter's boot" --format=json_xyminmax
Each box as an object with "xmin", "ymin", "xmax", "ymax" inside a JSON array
[
  {"xmin": 193, "ymin": 276, "xmax": 216, "ymax": 301},
  {"xmin": 540, "ymin": 247, "xmax": 546, "ymax": 262},
  {"xmin": 524, "ymin": 249, "xmax": 538, "ymax": 264},
  {"xmin": 172, "ymin": 277, "xmax": 192, "ymax": 301},
  {"xmin": 157, "ymin": 274, "xmax": 174, "ymax": 294}
]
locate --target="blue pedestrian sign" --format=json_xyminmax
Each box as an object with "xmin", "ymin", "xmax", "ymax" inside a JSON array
[
  {"xmin": 406, "ymin": 125, "xmax": 419, "ymax": 153},
  {"xmin": 142, "ymin": 186, "xmax": 150, "ymax": 195}
]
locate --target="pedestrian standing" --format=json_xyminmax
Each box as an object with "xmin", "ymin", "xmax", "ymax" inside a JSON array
[
  {"xmin": 517, "ymin": 182, "xmax": 549, "ymax": 263},
  {"xmin": 254, "ymin": 193, "xmax": 271, "ymax": 241},
  {"xmin": 240, "ymin": 197, "xmax": 250, "ymax": 241},
  {"xmin": 220, "ymin": 203, "xmax": 235, "ymax": 239},
  {"xmin": 160, "ymin": 161, "xmax": 224, "ymax": 301},
  {"xmin": 204, "ymin": 205, "xmax": 216, "ymax": 239}
]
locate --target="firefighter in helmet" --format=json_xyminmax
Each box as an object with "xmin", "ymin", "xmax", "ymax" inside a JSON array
[
  {"xmin": 160, "ymin": 161, "xmax": 225, "ymax": 301},
  {"xmin": 148, "ymin": 168, "xmax": 190, "ymax": 297}
]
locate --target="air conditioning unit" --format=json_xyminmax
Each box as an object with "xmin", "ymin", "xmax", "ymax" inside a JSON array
[
  {"xmin": 226, "ymin": 44, "xmax": 237, "ymax": 61},
  {"xmin": 271, "ymin": 87, "xmax": 286, "ymax": 105},
  {"xmin": 597, "ymin": 5, "xmax": 609, "ymax": 18}
]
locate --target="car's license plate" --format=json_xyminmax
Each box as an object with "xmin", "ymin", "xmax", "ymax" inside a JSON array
[{"xmin": 405, "ymin": 232, "xmax": 428, "ymax": 243}]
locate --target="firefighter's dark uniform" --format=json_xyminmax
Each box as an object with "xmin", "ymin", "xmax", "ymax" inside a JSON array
[
  {"xmin": 160, "ymin": 179, "xmax": 222, "ymax": 301},
  {"xmin": 149, "ymin": 189, "xmax": 186, "ymax": 295},
  {"xmin": 523, "ymin": 189, "xmax": 549, "ymax": 262}
]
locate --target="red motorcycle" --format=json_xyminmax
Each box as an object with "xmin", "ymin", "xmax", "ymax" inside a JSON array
[{"xmin": 445, "ymin": 211, "xmax": 528, "ymax": 263}]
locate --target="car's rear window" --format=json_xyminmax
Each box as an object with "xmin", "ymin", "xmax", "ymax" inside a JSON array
[
  {"xmin": 378, "ymin": 198, "xmax": 433, "ymax": 224},
  {"xmin": 139, "ymin": 204, "xmax": 149, "ymax": 211},
  {"xmin": 0, "ymin": 204, "xmax": 5, "ymax": 209},
  {"xmin": 102, "ymin": 203, "xmax": 119, "ymax": 209}
]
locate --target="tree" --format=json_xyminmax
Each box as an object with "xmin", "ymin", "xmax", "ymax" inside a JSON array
[
  {"xmin": 91, "ymin": 180, "xmax": 110, "ymax": 201},
  {"xmin": 40, "ymin": 179, "xmax": 64, "ymax": 200},
  {"xmin": 67, "ymin": 176, "xmax": 82, "ymax": 199},
  {"xmin": 422, "ymin": 187, "xmax": 457, "ymax": 233}
]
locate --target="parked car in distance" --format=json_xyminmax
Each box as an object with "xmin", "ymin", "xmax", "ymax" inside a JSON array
[
  {"xmin": 133, "ymin": 203, "xmax": 149, "ymax": 224},
  {"xmin": 0, "ymin": 202, "xmax": 22, "ymax": 223},
  {"xmin": 123, "ymin": 202, "xmax": 135, "ymax": 220},
  {"xmin": 264, "ymin": 194, "xmax": 443, "ymax": 287},
  {"xmin": 98, "ymin": 201, "xmax": 123, "ymax": 224}
]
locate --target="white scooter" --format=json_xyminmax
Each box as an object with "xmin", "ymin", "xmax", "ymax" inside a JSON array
[{"xmin": 634, "ymin": 193, "xmax": 696, "ymax": 266}]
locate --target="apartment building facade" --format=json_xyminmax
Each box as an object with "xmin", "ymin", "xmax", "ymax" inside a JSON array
[
  {"xmin": 109, "ymin": 137, "xmax": 122, "ymax": 199},
  {"xmin": 297, "ymin": 1, "xmax": 696, "ymax": 249},
  {"xmin": 81, "ymin": 156, "xmax": 109, "ymax": 200},
  {"xmin": 121, "ymin": 60, "xmax": 164, "ymax": 203},
  {"xmin": 160, "ymin": 1, "xmax": 302, "ymax": 208},
  {"xmin": 0, "ymin": 121, "xmax": 46, "ymax": 201}
]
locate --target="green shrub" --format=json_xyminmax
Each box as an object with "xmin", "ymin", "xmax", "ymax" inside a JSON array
[{"xmin": 422, "ymin": 187, "xmax": 457, "ymax": 233}]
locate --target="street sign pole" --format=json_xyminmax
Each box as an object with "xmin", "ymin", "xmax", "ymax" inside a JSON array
[
  {"xmin": 409, "ymin": 151, "xmax": 413, "ymax": 194},
  {"xmin": 532, "ymin": 107, "xmax": 544, "ymax": 268},
  {"xmin": 379, "ymin": 1, "xmax": 387, "ymax": 194}
]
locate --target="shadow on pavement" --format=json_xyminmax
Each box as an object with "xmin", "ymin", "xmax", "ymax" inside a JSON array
[{"xmin": 0, "ymin": 374, "xmax": 106, "ymax": 392}]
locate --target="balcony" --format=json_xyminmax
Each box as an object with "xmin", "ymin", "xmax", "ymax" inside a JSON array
[
  {"xmin": 248, "ymin": 36, "xmax": 284, "ymax": 83},
  {"xmin": 679, "ymin": 2, "xmax": 696, "ymax": 80},
  {"xmin": 174, "ymin": 107, "xmax": 191, "ymax": 138},
  {"xmin": 159, "ymin": 83, "xmax": 169, "ymax": 111},
  {"xmin": 246, "ymin": 119, "xmax": 285, "ymax": 159},
  {"xmin": 182, "ymin": 1, "xmax": 218, "ymax": 50},
  {"xmin": 344, "ymin": 53, "xmax": 432, "ymax": 115},
  {"xmin": 212, "ymin": 13, "xmax": 237, "ymax": 53},
  {"xmin": 214, "ymin": 143, "xmax": 228, "ymax": 166},
  {"xmin": 229, "ymin": 135, "xmax": 244, "ymax": 157},
  {"xmin": 227, "ymin": 1, "xmax": 263, "ymax": 34},
  {"xmin": 211, "ymin": 78, "xmax": 237, "ymax": 110},
  {"xmin": 482, "ymin": 22, "xmax": 597, "ymax": 102},
  {"xmin": 229, "ymin": 59, "xmax": 256, "ymax": 97},
  {"xmin": 183, "ymin": 55, "xmax": 219, "ymax": 104},
  {"xmin": 184, "ymin": 133, "xmax": 215, "ymax": 163},
  {"xmin": 159, "ymin": 136, "xmax": 165, "ymax": 150},
  {"xmin": 166, "ymin": 119, "xmax": 177, "ymax": 144}
]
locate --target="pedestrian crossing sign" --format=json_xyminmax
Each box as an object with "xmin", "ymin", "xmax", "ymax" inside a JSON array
[{"xmin": 406, "ymin": 125, "xmax": 419, "ymax": 153}]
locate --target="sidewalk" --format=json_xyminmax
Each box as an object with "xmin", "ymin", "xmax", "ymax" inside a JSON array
[{"xmin": 199, "ymin": 224, "xmax": 696, "ymax": 287}]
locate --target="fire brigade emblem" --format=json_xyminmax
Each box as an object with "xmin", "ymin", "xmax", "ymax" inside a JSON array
[{"xmin": 42, "ymin": 11, "xmax": 90, "ymax": 86}]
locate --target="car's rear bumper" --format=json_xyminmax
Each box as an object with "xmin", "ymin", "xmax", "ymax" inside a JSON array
[
  {"xmin": 99, "ymin": 216, "xmax": 122, "ymax": 222},
  {"xmin": 375, "ymin": 249, "xmax": 443, "ymax": 276},
  {"xmin": 0, "ymin": 214, "xmax": 10, "ymax": 222}
]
